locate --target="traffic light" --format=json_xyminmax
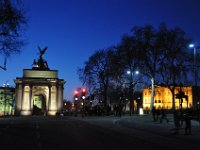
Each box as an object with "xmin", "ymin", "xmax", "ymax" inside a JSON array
[
  {"xmin": 81, "ymin": 88, "xmax": 86, "ymax": 99},
  {"xmin": 74, "ymin": 90, "xmax": 79, "ymax": 100}
]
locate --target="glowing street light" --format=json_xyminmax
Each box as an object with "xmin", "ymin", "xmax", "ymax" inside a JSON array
[
  {"xmin": 127, "ymin": 70, "xmax": 131, "ymax": 74},
  {"xmin": 189, "ymin": 44, "xmax": 194, "ymax": 48},
  {"xmin": 189, "ymin": 43, "xmax": 198, "ymax": 87},
  {"xmin": 127, "ymin": 70, "xmax": 139, "ymax": 75},
  {"xmin": 126, "ymin": 70, "xmax": 139, "ymax": 115},
  {"xmin": 135, "ymin": 70, "xmax": 139, "ymax": 75},
  {"xmin": 189, "ymin": 43, "xmax": 200, "ymax": 116}
]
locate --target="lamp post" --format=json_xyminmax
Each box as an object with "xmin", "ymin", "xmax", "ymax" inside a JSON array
[
  {"xmin": 127, "ymin": 70, "xmax": 139, "ymax": 116},
  {"xmin": 189, "ymin": 44, "xmax": 199, "ymax": 106},
  {"xmin": 189, "ymin": 44, "xmax": 200, "ymax": 123},
  {"xmin": 189, "ymin": 44, "xmax": 198, "ymax": 87}
]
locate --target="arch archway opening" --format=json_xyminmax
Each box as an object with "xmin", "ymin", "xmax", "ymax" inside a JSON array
[{"xmin": 32, "ymin": 95, "xmax": 46, "ymax": 115}]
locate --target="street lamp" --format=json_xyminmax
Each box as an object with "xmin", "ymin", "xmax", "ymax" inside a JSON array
[
  {"xmin": 135, "ymin": 70, "xmax": 139, "ymax": 75},
  {"xmin": 127, "ymin": 70, "xmax": 139, "ymax": 75},
  {"xmin": 189, "ymin": 44, "xmax": 200, "ymax": 120},
  {"xmin": 126, "ymin": 70, "xmax": 139, "ymax": 115},
  {"xmin": 189, "ymin": 44, "xmax": 199, "ymax": 83},
  {"xmin": 189, "ymin": 44, "xmax": 199, "ymax": 87}
]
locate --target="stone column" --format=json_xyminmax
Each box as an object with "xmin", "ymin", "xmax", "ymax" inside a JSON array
[
  {"xmin": 21, "ymin": 84, "xmax": 25, "ymax": 111},
  {"xmin": 29, "ymin": 85, "xmax": 32, "ymax": 111},
  {"xmin": 57, "ymin": 84, "xmax": 63, "ymax": 111},
  {"xmin": 48, "ymin": 85, "xmax": 51, "ymax": 112},
  {"xmin": 15, "ymin": 82, "xmax": 23, "ymax": 115},
  {"xmin": 21, "ymin": 85, "xmax": 32, "ymax": 115}
]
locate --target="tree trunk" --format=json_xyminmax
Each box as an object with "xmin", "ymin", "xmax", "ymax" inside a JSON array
[
  {"xmin": 171, "ymin": 88, "xmax": 175, "ymax": 112},
  {"xmin": 103, "ymin": 85, "xmax": 108, "ymax": 108},
  {"xmin": 169, "ymin": 86, "xmax": 179, "ymax": 128},
  {"xmin": 150, "ymin": 77, "xmax": 155, "ymax": 114}
]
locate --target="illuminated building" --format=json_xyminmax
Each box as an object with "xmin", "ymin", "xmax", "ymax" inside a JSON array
[
  {"xmin": 142, "ymin": 85, "xmax": 199, "ymax": 110},
  {"xmin": 14, "ymin": 47, "xmax": 66, "ymax": 116},
  {"xmin": 0, "ymin": 86, "xmax": 15, "ymax": 116}
]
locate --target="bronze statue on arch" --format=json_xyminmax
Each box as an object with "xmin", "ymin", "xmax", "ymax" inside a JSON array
[{"xmin": 32, "ymin": 46, "xmax": 49, "ymax": 70}]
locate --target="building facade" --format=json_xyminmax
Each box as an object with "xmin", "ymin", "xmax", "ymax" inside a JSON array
[
  {"xmin": 0, "ymin": 86, "xmax": 15, "ymax": 116},
  {"xmin": 14, "ymin": 47, "xmax": 66, "ymax": 116},
  {"xmin": 143, "ymin": 85, "xmax": 198, "ymax": 110}
]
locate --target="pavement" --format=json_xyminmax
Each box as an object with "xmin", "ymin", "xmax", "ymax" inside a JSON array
[
  {"xmin": 118, "ymin": 114, "xmax": 200, "ymax": 133},
  {"xmin": 77, "ymin": 113, "xmax": 200, "ymax": 138}
]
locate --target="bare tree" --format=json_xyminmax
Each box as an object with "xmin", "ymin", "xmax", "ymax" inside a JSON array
[
  {"xmin": 78, "ymin": 23, "xmax": 193, "ymax": 119},
  {"xmin": 116, "ymin": 35, "xmax": 142, "ymax": 114},
  {"xmin": 0, "ymin": 0, "xmax": 27, "ymax": 70},
  {"xmin": 159, "ymin": 24, "xmax": 191, "ymax": 113},
  {"xmin": 129, "ymin": 25, "xmax": 164, "ymax": 113},
  {"xmin": 78, "ymin": 48, "xmax": 115, "ymax": 108}
]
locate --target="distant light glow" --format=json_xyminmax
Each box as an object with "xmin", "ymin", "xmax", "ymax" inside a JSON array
[
  {"xmin": 74, "ymin": 90, "xmax": 78, "ymax": 95},
  {"xmin": 82, "ymin": 88, "xmax": 86, "ymax": 93},
  {"xmin": 127, "ymin": 71, "xmax": 131, "ymax": 74},
  {"xmin": 2, "ymin": 83, "xmax": 9, "ymax": 87},
  {"xmin": 127, "ymin": 70, "xmax": 139, "ymax": 75},
  {"xmin": 139, "ymin": 108, "xmax": 144, "ymax": 115},
  {"xmin": 189, "ymin": 44, "xmax": 194, "ymax": 48},
  {"xmin": 135, "ymin": 70, "xmax": 139, "ymax": 75}
]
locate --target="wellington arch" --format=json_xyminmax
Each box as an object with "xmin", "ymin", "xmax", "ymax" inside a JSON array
[{"xmin": 14, "ymin": 47, "xmax": 66, "ymax": 116}]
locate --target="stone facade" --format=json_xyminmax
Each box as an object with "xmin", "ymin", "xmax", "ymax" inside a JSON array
[
  {"xmin": 142, "ymin": 85, "xmax": 198, "ymax": 110},
  {"xmin": 14, "ymin": 47, "xmax": 66, "ymax": 116},
  {"xmin": 0, "ymin": 86, "xmax": 15, "ymax": 116},
  {"xmin": 14, "ymin": 69, "xmax": 65, "ymax": 116}
]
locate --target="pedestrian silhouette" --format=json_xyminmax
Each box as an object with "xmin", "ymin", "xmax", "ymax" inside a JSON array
[
  {"xmin": 184, "ymin": 112, "xmax": 192, "ymax": 135},
  {"xmin": 156, "ymin": 108, "xmax": 160, "ymax": 121},
  {"xmin": 160, "ymin": 107, "xmax": 169, "ymax": 123},
  {"xmin": 174, "ymin": 110, "xmax": 180, "ymax": 134},
  {"xmin": 180, "ymin": 109, "xmax": 184, "ymax": 127},
  {"xmin": 152, "ymin": 106, "xmax": 156, "ymax": 121}
]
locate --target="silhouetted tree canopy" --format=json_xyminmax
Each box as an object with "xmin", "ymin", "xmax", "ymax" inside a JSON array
[
  {"xmin": 0, "ymin": 0, "xmax": 27, "ymax": 70},
  {"xmin": 78, "ymin": 48, "xmax": 116, "ymax": 107},
  {"xmin": 78, "ymin": 23, "xmax": 194, "ymax": 117}
]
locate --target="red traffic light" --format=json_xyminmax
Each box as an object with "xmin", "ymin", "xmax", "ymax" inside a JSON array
[
  {"xmin": 81, "ymin": 88, "xmax": 86, "ymax": 98},
  {"xmin": 74, "ymin": 90, "xmax": 78, "ymax": 95},
  {"xmin": 82, "ymin": 88, "xmax": 86, "ymax": 93},
  {"xmin": 74, "ymin": 90, "xmax": 79, "ymax": 100}
]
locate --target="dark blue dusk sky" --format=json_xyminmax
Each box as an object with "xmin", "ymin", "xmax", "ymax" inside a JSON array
[{"xmin": 1, "ymin": 0, "xmax": 200, "ymax": 100}]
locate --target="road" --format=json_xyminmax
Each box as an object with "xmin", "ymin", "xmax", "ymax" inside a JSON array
[{"xmin": 0, "ymin": 115, "xmax": 199, "ymax": 150}]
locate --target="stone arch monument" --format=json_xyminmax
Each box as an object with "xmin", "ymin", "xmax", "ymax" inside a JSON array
[{"xmin": 14, "ymin": 47, "xmax": 66, "ymax": 116}]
